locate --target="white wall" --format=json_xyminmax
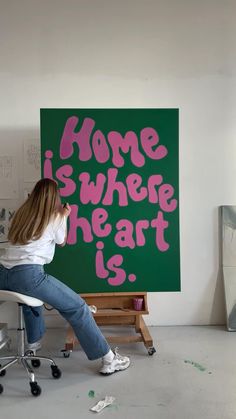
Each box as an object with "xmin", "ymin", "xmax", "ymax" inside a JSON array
[{"xmin": 0, "ymin": 0, "xmax": 236, "ymax": 327}]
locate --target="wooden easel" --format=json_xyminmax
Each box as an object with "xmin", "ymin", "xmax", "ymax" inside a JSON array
[{"xmin": 62, "ymin": 292, "xmax": 156, "ymax": 357}]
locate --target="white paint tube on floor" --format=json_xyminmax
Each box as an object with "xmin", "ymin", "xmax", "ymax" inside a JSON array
[{"xmin": 90, "ymin": 396, "xmax": 115, "ymax": 413}]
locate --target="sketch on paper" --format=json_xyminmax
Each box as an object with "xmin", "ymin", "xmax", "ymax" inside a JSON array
[
  {"xmin": 0, "ymin": 208, "xmax": 6, "ymax": 221},
  {"xmin": 0, "ymin": 207, "xmax": 15, "ymax": 243},
  {"xmin": 23, "ymin": 139, "xmax": 41, "ymax": 181},
  {"xmin": 0, "ymin": 156, "xmax": 18, "ymax": 199},
  {"xmin": 0, "ymin": 223, "xmax": 7, "ymax": 242},
  {"xmin": 0, "ymin": 156, "xmax": 12, "ymax": 179}
]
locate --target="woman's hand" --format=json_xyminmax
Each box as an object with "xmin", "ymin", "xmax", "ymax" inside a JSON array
[{"xmin": 61, "ymin": 203, "xmax": 71, "ymax": 217}]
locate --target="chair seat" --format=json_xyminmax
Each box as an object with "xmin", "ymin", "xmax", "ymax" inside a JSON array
[{"xmin": 0, "ymin": 290, "xmax": 43, "ymax": 307}]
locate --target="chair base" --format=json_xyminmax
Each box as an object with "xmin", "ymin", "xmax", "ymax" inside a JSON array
[
  {"xmin": 0, "ymin": 353, "xmax": 62, "ymax": 396},
  {"xmin": 0, "ymin": 303, "xmax": 62, "ymax": 396}
]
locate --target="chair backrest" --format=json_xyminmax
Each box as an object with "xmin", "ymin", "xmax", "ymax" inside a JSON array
[{"xmin": 0, "ymin": 290, "xmax": 43, "ymax": 307}]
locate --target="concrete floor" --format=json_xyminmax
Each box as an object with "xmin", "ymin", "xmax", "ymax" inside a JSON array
[{"xmin": 0, "ymin": 325, "xmax": 236, "ymax": 419}]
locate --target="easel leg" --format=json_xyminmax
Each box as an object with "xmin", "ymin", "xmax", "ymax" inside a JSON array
[
  {"xmin": 135, "ymin": 315, "xmax": 141, "ymax": 332},
  {"xmin": 61, "ymin": 326, "xmax": 76, "ymax": 357},
  {"xmin": 139, "ymin": 316, "xmax": 156, "ymax": 355}
]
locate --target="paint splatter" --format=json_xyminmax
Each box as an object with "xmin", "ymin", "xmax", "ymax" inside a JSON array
[
  {"xmin": 108, "ymin": 404, "xmax": 118, "ymax": 411},
  {"xmin": 88, "ymin": 390, "xmax": 95, "ymax": 398},
  {"xmin": 184, "ymin": 360, "xmax": 206, "ymax": 371}
]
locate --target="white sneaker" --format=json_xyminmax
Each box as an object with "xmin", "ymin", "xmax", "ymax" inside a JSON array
[
  {"xmin": 100, "ymin": 348, "xmax": 130, "ymax": 375},
  {"xmin": 27, "ymin": 341, "xmax": 42, "ymax": 351}
]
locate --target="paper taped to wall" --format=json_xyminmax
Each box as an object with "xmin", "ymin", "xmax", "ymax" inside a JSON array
[
  {"xmin": 23, "ymin": 139, "xmax": 40, "ymax": 181},
  {"xmin": 0, "ymin": 156, "xmax": 18, "ymax": 198}
]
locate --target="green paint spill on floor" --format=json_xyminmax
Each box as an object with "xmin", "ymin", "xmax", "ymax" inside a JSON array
[
  {"xmin": 108, "ymin": 404, "xmax": 118, "ymax": 411},
  {"xmin": 88, "ymin": 390, "xmax": 95, "ymax": 398},
  {"xmin": 184, "ymin": 359, "xmax": 206, "ymax": 371}
]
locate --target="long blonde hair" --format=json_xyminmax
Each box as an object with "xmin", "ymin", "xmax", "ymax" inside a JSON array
[{"xmin": 8, "ymin": 178, "xmax": 61, "ymax": 245}]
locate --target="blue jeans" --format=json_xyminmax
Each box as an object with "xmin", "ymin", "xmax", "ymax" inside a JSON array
[{"xmin": 0, "ymin": 264, "xmax": 110, "ymax": 360}]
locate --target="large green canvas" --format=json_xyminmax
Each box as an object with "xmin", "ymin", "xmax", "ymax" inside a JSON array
[{"xmin": 40, "ymin": 109, "xmax": 180, "ymax": 293}]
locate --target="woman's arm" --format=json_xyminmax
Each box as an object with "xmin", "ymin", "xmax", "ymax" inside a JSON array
[{"xmin": 57, "ymin": 203, "xmax": 71, "ymax": 247}]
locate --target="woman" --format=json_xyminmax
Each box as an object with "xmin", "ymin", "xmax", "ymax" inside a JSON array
[{"xmin": 0, "ymin": 178, "xmax": 130, "ymax": 375}]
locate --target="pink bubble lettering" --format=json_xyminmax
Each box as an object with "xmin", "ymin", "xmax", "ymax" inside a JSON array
[
  {"xmin": 67, "ymin": 205, "xmax": 93, "ymax": 244},
  {"xmin": 92, "ymin": 208, "xmax": 112, "ymax": 237},
  {"xmin": 141, "ymin": 127, "xmax": 168, "ymax": 160},
  {"xmin": 107, "ymin": 131, "xmax": 145, "ymax": 168},
  {"xmin": 128, "ymin": 274, "xmax": 136, "ymax": 282},
  {"xmin": 126, "ymin": 174, "xmax": 148, "ymax": 202},
  {"xmin": 107, "ymin": 254, "xmax": 126, "ymax": 286},
  {"xmin": 102, "ymin": 168, "xmax": 128, "ymax": 206},
  {"xmin": 56, "ymin": 165, "xmax": 76, "ymax": 196},
  {"xmin": 147, "ymin": 175, "xmax": 163, "ymax": 203},
  {"xmin": 48, "ymin": 114, "xmax": 178, "ymax": 289},
  {"xmin": 158, "ymin": 184, "xmax": 177, "ymax": 212},
  {"xmin": 43, "ymin": 150, "xmax": 54, "ymax": 179},
  {"xmin": 135, "ymin": 220, "xmax": 149, "ymax": 246},
  {"xmin": 60, "ymin": 116, "xmax": 95, "ymax": 161},
  {"xmin": 79, "ymin": 172, "xmax": 106, "ymax": 205},
  {"xmin": 59, "ymin": 116, "xmax": 168, "ymax": 167},
  {"xmin": 92, "ymin": 130, "xmax": 110, "ymax": 163},
  {"xmin": 151, "ymin": 211, "xmax": 169, "ymax": 251},
  {"xmin": 114, "ymin": 219, "xmax": 135, "ymax": 249},
  {"xmin": 95, "ymin": 241, "xmax": 109, "ymax": 278}
]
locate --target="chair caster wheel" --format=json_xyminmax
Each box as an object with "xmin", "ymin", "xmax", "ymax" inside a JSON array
[
  {"xmin": 61, "ymin": 349, "xmax": 71, "ymax": 358},
  {"xmin": 147, "ymin": 346, "xmax": 156, "ymax": 356},
  {"xmin": 0, "ymin": 384, "xmax": 3, "ymax": 394},
  {"xmin": 31, "ymin": 359, "xmax": 41, "ymax": 368},
  {"xmin": 25, "ymin": 350, "xmax": 34, "ymax": 356},
  {"xmin": 51, "ymin": 365, "xmax": 62, "ymax": 379},
  {"xmin": 30, "ymin": 381, "xmax": 41, "ymax": 397},
  {"xmin": 64, "ymin": 352, "xmax": 70, "ymax": 358},
  {"xmin": 0, "ymin": 365, "xmax": 6, "ymax": 377}
]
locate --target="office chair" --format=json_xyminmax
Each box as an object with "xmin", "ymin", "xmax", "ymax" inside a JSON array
[{"xmin": 0, "ymin": 290, "xmax": 61, "ymax": 396}]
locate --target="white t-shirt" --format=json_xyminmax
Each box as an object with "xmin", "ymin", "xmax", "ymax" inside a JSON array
[{"xmin": 0, "ymin": 215, "xmax": 67, "ymax": 268}]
